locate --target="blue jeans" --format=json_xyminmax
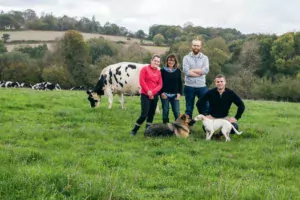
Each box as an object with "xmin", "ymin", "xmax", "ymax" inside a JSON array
[
  {"xmin": 160, "ymin": 96, "xmax": 180, "ymax": 123},
  {"xmin": 184, "ymin": 85, "xmax": 209, "ymax": 118}
]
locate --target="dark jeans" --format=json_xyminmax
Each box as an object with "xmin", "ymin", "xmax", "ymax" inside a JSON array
[
  {"xmin": 202, "ymin": 122, "xmax": 239, "ymax": 134},
  {"xmin": 136, "ymin": 94, "xmax": 159, "ymax": 125},
  {"xmin": 184, "ymin": 85, "xmax": 209, "ymax": 118},
  {"xmin": 160, "ymin": 96, "xmax": 180, "ymax": 123}
]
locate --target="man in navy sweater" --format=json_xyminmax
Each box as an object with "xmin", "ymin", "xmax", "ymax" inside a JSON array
[{"xmin": 194, "ymin": 74, "xmax": 245, "ymax": 137}]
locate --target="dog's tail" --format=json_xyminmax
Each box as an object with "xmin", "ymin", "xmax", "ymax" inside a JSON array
[{"xmin": 231, "ymin": 124, "xmax": 243, "ymax": 135}]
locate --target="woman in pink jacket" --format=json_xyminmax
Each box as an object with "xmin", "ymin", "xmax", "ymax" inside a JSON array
[{"xmin": 130, "ymin": 55, "xmax": 163, "ymax": 136}]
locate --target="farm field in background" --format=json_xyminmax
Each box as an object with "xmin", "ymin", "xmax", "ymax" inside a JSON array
[
  {"xmin": 0, "ymin": 88, "xmax": 299, "ymax": 199},
  {"xmin": 0, "ymin": 30, "xmax": 169, "ymax": 55}
]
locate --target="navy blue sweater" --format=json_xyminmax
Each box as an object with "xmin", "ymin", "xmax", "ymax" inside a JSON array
[
  {"xmin": 160, "ymin": 68, "xmax": 182, "ymax": 95},
  {"xmin": 196, "ymin": 87, "xmax": 245, "ymax": 120}
]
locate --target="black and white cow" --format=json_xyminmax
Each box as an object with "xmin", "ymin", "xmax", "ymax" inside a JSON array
[
  {"xmin": 32, "ymin": 82, "xmax": 61, "ymax": 90},
  {"xmin": 70, "ymin": 86, "xmax": 91, "ymax": 91},
  {"xmin": 87, "ymin": 62, "xmax": 160, "ymax": 113},
  {"xmin": 0, "ymin": 80, "xmax": 5, "ymax": 87},
  {"xmin": 2, "ymin": 81, "xmax": 20, "ymax": 88},
  {"xmin": 20, "ymin": 82, "xmax": 33, "ymax": 88}
]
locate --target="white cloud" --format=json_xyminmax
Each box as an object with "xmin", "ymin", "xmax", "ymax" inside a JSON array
[{"xmin": 0, "ymin": 0, "xmax": 299, "ymax": 35}]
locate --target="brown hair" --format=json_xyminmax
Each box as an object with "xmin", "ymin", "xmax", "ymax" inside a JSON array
[
  {"xmin": 165, "ymin": 53, "xmax": 179, "ymax": 68},
  {"xmin": 151, "ymin": 54, "xmax": 161, "ymax": 61},
  {"xmin": 215, "ymin": 74, "xmax": 226, "ymax": 80}
]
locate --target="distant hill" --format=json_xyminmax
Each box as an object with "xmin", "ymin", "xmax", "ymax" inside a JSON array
[{"xmin": 0, "ymin": 30, "xmax": 169, "ymax": 55}]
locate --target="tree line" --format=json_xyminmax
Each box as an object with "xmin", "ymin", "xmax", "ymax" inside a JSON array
[
  {"xmin": 0, "ymin": 9, "xmax": 246, "ymax": 45},
  {"xmin": 0, "ymin": 9, "xmax": 146, "ymax": 39}
]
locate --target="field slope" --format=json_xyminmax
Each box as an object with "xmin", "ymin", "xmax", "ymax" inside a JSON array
[
  {"xmin": 0, "ymin": 88, "xmax": 299, "ymax": 199},
  {"xmin": 0, "ymin": 30, "xmax": 169, "ymax": 55}
]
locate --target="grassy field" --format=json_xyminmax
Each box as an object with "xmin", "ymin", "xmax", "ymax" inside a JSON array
[
  {"xmin": 0, "ymin": 88, "xmax": 299, "ymax": 199},
  {"xmin": 0, "ymin": 30, "xmax": 169, "ymax": 55}
]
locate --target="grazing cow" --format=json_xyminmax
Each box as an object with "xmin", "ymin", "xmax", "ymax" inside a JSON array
[
  {"xmin": 32, "ymin": 82, "xmax": 61, "ymax": 90},
  {"xmin": 0, "ymin": 81, "xmax": 5, "ymax": 87},
  {"xmin": 4, "ymin": 81, "xmax": 20, "ymax": 88},
  {"xmin": 87, "ymin": 62, "xmax": 160, "ymax": 113},
  {"xmin": 20, "ymin": 82, "xmax": 33, "ymax": 88}
]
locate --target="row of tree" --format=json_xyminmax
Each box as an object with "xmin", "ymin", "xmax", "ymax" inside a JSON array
[
  {"xmin": 0, "ymin": 9, "xmax": 247, "ymax": 45},
  {"xmin": 0, "ymin": 9, "xmax": 146, "ymax": 39}
]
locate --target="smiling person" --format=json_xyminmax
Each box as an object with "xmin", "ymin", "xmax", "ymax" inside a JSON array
[
  {"xmin": 159, "ymin": 54, "xmax": 182, "ymax": 123},
  {"xmin": 182, "ymin": 38, "xmax": 210, "ymax": 124},
  {"xmin": 130, "ymin": 54, "xmax": 163, "ymax": 136},
  {"xmin": 195, "ymin": 74, "xmax": 245, "ymax": 138}
]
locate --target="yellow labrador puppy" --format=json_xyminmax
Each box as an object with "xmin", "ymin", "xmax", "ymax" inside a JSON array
[{"xmin": 194, "ymin": 114, "xmax": 242, "ymax": 142}]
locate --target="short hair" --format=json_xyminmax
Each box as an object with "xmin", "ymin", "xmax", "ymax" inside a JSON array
[
  {"xmin": 215, "ymin": 74, "xmax": 226, "ymax": 80},
  {"xmin": 151, "ymin": 54, "xmax": 161, "ymax": 61},
  {"xmin": 165, "ymin": 53, "xmax": 179, "ymax": 68},
  {"xmin": 192, "ymin": 37, "xmax": 202, "ymax": 44}
]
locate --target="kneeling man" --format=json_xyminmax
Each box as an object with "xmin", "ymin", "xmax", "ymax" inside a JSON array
[{"xmin": 194, "ymin": 74, "xmax": 245, "ymax": 139}]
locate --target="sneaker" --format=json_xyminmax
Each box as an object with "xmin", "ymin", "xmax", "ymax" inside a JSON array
[{"xmin": 130, "ymin": 130, "xmax": 137, "ymax": 136}]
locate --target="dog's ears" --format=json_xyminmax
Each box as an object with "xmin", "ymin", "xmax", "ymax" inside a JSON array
[
  {"xmin": 86, "ymin": 90, "xmax": 92, "ymax": 95},
  {"xmin": 180, "ymin": 114, "xmax": 187, "ymax": 120}
]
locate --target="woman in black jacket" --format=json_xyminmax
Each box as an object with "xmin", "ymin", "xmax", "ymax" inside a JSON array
[{"xmin": 160, "ymin": 54, "xmax": 182, "ymax": 123}]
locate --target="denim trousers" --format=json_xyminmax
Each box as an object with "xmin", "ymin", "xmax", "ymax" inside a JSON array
[
  {"xmin": 160, "ymin": 96, "xmax": 180, "ymax": 123},
  {"xmin": 184, "ymin": 85, "xmax": 209, "ymax": 118}
]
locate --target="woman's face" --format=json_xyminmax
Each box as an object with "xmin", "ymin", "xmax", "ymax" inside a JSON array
[
  {"xmin": 167, "ymin": 57, "xmax": 176, "ymax": 68},
  {"xmin": 151, "ymin": 56, "xmax": 160, "ymax": 69}
]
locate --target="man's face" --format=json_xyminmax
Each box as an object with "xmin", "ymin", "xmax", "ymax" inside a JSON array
[
  {"xmin": 215, "ymin": 77, "xmax": 226, "ymax": 90},
  {"xmin": 192, "ymin": 41, "xmax": 202, "ymax": 54}
]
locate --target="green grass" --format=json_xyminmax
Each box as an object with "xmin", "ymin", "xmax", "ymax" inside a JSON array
[{"xmin": 0, "ymin": 88, "xmax": 299, "ymax": 199}]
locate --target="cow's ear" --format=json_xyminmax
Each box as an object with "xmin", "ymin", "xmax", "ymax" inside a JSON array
[{"xmin": 86, "ymin": 90, "xmax": 92, "ymax": 95}]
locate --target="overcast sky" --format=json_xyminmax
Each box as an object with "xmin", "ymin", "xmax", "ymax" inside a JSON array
[{"xmin": 1, "ymin": 0, "xmax": 299, "ymax": 35}]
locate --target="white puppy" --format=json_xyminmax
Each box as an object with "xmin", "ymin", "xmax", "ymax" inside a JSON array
[{"xmin": 194, "ymin": 114, "xmax": 242, "ymax": 142}]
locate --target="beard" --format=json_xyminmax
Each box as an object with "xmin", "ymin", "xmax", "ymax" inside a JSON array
[{"xmin": 192, "ymin": 49, "xmax": 200, "ymax": 54}]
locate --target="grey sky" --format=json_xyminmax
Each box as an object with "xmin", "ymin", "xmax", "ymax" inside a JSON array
[{"xmin": 0, "ymin": 0, "xmax": 299, "ymax": 35}]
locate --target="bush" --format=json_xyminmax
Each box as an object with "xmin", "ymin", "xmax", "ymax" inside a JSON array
[
  {"xmin": 14, "ymin": 44, "xmax": 48, "ymax": 59},
  {"xmin": 0, "ymin": 52, "xmax": 41, "ymax": 83},
  {"xmin": 0, "ymin": 40, "xmax": 7, "ymax": 53},
  {"xmin": 251, "ymin": 78, "xmax": 275, "ymax": 100},
  {"xmin": 273, "ymin": 77, "xmax": 300, "ymax": 102},
  {"xmin": 41, "ymin": 65, "xmax": 73, "ymax": 88},
  {"xmin": 234, "ymin": 76, "xmax": 300, "ymax": 102},
  {"xmin": 153, "ymin": 34, "xmax": 165, "ymax": 46}
]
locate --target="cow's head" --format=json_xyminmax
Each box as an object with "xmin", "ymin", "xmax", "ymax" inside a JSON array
[
  {"xmin": 86, "ymin": 90, "xmax": 100, "ymax": 108},
  {"xmin": 86, "ymin": 74, "xmax": 106, "ymax": 108}
]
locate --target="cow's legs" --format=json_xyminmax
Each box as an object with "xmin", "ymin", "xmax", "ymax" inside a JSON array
[
  {"xmin": 118, "ymin": 93, "xmax": 125, "ymax": 110},
  {"xmin": 106, "ymin": 88, "xmax": 114, "ymax": 109}
]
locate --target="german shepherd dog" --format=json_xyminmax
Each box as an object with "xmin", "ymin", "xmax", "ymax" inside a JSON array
[{"xmin": 144, "ymin": 114, "xmax": 191, "ymax": 138}]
